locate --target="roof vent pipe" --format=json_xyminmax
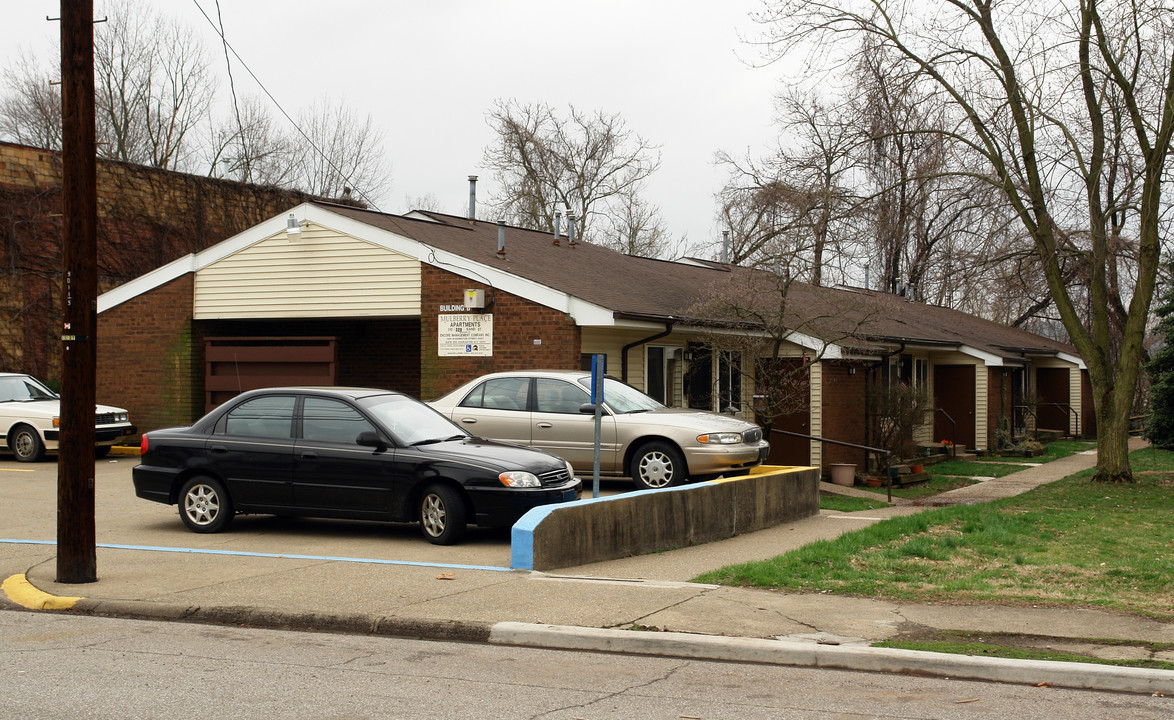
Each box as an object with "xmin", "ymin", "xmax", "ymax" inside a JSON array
[
  {"xmin": 468, "ymin": 175, "xmax": 478, "ymax": 220},
  {"xmin": 567, "ymin": 212, "xmax": 577, "ymax": 246},
  {"xmin": 721, "ymin": 230, "xmax": 730, "ymax": 264},
  {"xmin": 496, "ymin": 221, "xmax": 506, "ymax": 259},
  {"xmin": 554, "ymin": 209, "xmax": 562, "ymax": 239}
]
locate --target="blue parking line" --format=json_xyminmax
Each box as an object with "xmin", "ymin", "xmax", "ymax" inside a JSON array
[{"xmin": 0, "ymin": 538, "xmax": 514, "ymax": 573}]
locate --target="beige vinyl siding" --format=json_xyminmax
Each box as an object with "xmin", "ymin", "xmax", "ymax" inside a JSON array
[
  {"xmin": 194, "ymin": 223, "xmax": 421, "ymax": 319},
  {"xmin": 974, "ymin": 362, "xmax": 988, "ymax": 451},
  {"xmin": 809, "ymin": 360, "xmax": 823, "ymax": 467}
]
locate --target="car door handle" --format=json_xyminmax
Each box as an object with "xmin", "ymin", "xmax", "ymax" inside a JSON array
[
  {"xmin": 301, "ymin": 451, "xmax": 318, "ymax": 460},
  {"xmin": 210, "ymin": 445, "xmax": 227, "ymax": 454},
  {"xmin": 536, "ymin": 422, "xmax": 553, "ymax": 429},
  {"xmin": 459, "ymin": 418, "xmax": 477, "ymax": 424}
]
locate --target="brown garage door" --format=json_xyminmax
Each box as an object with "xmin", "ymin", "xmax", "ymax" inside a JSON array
[
  {"xmin": 205, "ymin": 337, "xmax": 337, "ymax": 411},
  {"xmin": 934, "ymin": 364, "xmax": 975, "ymax": 449}
]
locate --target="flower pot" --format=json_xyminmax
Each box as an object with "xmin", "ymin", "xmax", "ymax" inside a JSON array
[
  {"xmin": 865, "ymin": 477, "xmax": 883, "ymax": 487},
  {"xmin": 828, "ymin": 463, "xmax": 856, "ymax": 486},
  {"xmin": 910, "ymin": 464, "xmax": 924, "ymax": 474}
]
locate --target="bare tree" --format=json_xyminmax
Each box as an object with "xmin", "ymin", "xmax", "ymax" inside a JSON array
[
  {"xmin": 404, "ymin": 193, "xmax": 445, "ymax": 214},
  {"xmin": 205, "ymin": 95, "xmax": 296, "ymax": 185},
  {"xmin": 92, "ymin": 0, "xmax": 214, "ymax": 169},
  {"xmin": 482, "ymin": 99, "xmax": 663, "ymax": 249},
  {"xmin": 595, "ymin": 190, "xmax": 673, "ymax": 257},
  {"xmin": 0, "ymin": 51, "xmax": 62, "ymax": 150},
  {"xmin": 688, "ymin": 264, "xmax": 884, "ymax": 431},
  {"xmin": 291, "ymin": 97, "xmax": 391, "ymax": 205},
  {"xmin": 757, "ymin": 0, "xmax": 1174, "ymax": 483},
  {"xmin": 716, "ymin": 89, "xmax": 861, "ymax": 282}
]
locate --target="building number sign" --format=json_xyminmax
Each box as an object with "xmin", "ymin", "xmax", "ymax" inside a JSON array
[{"xmin": 438, "ymin": 313, "xmax": 493, "ymax": 357}]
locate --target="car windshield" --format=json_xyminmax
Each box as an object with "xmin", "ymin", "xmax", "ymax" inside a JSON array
[
  {"xmin": 360, "ymin": 394, "xmax": 469, "ymax": 446},
  {"xmin": 0, "ymin": 375, "xmax": 58, "ymax": 403},
  {"xmin": 576, "ymin": 376, "xmax": 666, "ymax": 414}
]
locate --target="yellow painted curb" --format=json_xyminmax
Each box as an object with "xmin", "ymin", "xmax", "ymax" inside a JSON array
[{"xmin": 1, "ymin": 574, "xmax": 82, "ymax": 610}]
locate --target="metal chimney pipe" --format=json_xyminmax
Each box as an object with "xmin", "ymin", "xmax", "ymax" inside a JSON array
[
  {"xmin": 567, "ymin": 213, "xmax": 576, "ymax": 246},
  {"xmin": 721, "ymin": 230, "xmax": 730, "ymax": 264},
  {"xmin": 496, "ymin": 221, "xmax": 506, "ymax": 258},
  {"xmin": 468, "ymin": 175, "xmax": 478, "ymax": 220},
  {"xmin": 554, "ymin": 209, "xmax": 562, "ymax": 239}
]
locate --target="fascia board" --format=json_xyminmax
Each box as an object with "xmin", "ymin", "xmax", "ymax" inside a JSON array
[
  {"xmin": 299, "ymin": 207, "xmax": 617, "ymax": 325},
  {"xmin": 958, "ymin": 345, "xmax": 1004, "ymax": 366},
  {"xmin": 97, "ymin": 252, "xmax": 198, "ymax": 313},
  {"xmin": 97, "ymin": 206, "xmax": 309, "ymax": 313},
  {"xmin": 1056, "ymin": 352, "xmax": 1087, "ymax": 370}
]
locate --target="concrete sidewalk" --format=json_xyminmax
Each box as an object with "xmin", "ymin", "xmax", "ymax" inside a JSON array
[{"xmin": 3, "ymin": 439, "xmax": 1172, "ymax": 695}]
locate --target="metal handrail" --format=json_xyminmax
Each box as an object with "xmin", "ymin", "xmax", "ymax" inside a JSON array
[
  {"xmin": 1013, "ymin": 405, "xmax": 1037, "ymax": 442},
  {"xmin": 934, "ymin": 408, "xmax": 957, "ymax": 459},
  {"xmin": 770, "ymin": 429, "xmax": 894, "ymax": 502},
  {"xmin": 1036, "ymin": 402, "xmax": 1080, "ymax": 438}
]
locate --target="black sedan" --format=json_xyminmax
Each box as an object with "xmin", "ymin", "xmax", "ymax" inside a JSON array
[{"xmin": 133, "ymin": 387, "xmax": 581, "ymax": 544}]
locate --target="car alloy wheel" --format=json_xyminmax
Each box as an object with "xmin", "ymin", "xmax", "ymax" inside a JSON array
[
  {"xmin": 179, "ymin": 477, "xmax": 234, "ymax": 533},
  {"xmin": 419, "ymin": 483, "xmax": 467, "ymax": 545},
  {"xmin": 11, "ymin": 425, "xmax": 45, "ymax": 463}
]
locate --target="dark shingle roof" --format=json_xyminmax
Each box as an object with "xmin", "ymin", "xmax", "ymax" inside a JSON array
[{"xmin": 320, "ymin": 203, "xmax": 1078, "ymax": 363}]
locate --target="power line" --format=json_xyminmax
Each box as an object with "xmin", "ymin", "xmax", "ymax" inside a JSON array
[{"xmin": 189, "ymin": 0, "xmax": 383, "ymax": 212}]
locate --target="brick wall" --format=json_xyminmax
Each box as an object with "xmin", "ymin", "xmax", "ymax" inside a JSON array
[
  {"xmin": 820, "ymin": 361, "xmax": 869, "ymax": 468},
  {"xmin": 1, "ymin": 141, "xmax": 323, "ymax": 381},
  {"xmin": 419, "ymin": 265, "xmax": 581, "ymax": 399},
  {"xmin": 97, "ymin": 274, "xmax": 199, "ymax": 434}
]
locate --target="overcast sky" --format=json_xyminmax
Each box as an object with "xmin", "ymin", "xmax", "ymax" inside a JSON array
[{"xmin": 2, "ymin": 1, "xmax": 792, "ymax": 255}]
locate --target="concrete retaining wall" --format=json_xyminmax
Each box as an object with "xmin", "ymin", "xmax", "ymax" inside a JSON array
[{"xmin": 511, "ymin": 466, "xmax": 819, "ymax": 571}]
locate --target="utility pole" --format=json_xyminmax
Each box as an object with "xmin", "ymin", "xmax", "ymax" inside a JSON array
[{"xmin": 57, "ymin": 0, "xmax": 98, "ymax": 584}]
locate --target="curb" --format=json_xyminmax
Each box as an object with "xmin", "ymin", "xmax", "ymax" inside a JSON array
[
  {"xmin": 65, "ymin": 597, "xmax": 494, "ymax": 644},
  {"xmin": 5, "ymin": 573, "xmax": 1172, "ymax": 695},
  {"xmin": 488, "ymin": 623, "xmax": 1174, "ymax": 696}
]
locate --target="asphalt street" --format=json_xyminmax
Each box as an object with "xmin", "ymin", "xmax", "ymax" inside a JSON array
[{"xmin": 2, "ymin": 444, "xmax": 1173, "ymax": 698}]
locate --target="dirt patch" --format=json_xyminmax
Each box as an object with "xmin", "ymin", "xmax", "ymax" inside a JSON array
[{"xmin": 885, "ymin": 628, "xmax": 1174, "ymax": 664}]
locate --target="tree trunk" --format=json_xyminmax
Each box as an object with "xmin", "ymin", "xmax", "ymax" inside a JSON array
[{"xmin": 1092, "ymin": 390, "xmax": 1134, "ymax": 484}]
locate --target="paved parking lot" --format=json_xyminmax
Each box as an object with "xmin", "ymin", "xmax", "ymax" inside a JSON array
[{"xmin": 0, "ymin": 454, "xmax": 628, "ymax": 571}]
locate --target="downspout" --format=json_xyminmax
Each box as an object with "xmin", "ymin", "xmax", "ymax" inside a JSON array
[{"xmin": 621, "ymin": 322, "xmax": 674, "ymax": 384}]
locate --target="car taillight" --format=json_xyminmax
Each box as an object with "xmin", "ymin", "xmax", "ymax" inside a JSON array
[{"xmin": 140, "ymin": 434, "xmax": 149, "ymax": 454}]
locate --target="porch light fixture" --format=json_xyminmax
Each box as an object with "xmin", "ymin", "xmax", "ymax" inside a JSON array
[{"xmin": 286, "ymin": 213, "xmax": 302, "ymax": 238}]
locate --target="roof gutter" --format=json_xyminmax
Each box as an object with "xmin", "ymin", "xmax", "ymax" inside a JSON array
[{"xmin": 621, "ymin": 321, "xmax": 674, "ymax": 383}]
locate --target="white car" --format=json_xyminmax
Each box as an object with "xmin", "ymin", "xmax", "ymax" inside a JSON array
[{"xmin": 0, "ymin": 373, "xmax": 136, "ymax": 462}]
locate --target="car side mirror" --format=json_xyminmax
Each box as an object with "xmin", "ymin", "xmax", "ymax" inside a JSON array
[
  {"xmin": 579, "ymin": 403, "xmax": 598, "ymax": 414},
  {"xmin": 356, "ymin": 431, "xmax": 387, "ymax": 450}
]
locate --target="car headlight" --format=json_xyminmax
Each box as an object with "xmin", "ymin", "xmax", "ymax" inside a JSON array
[
  {"xmin": 116, "ymin": 412, "xmax": 128, "ymax": 422},
  {"xmin": 499, "ymin": 471, "xmax": 541, "ymax": 488},
  {"xmin": 564, "ymin": 460, "xmax": 576, "ymax": 478},
  {"xmin": 697, "ymin": 432, "xmax": 743, "ymax": 444}
]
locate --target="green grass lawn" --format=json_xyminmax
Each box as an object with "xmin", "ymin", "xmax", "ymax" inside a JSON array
[
  {"xmin": 819, "ymin": 494, "xmax": 892, "ymax": 512},
  {"xmin": 698, "ymin": 447, "xmax": 1174, "ymax": 620}
]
